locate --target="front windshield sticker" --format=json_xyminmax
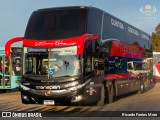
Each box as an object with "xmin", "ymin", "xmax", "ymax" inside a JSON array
[
  {"xmin": 51, "ymin": 46, "xmax": 77, "ymax": 55},
  {"xmin": 49, "ymin": 68, "xmax": 54, "ymax": 75}
]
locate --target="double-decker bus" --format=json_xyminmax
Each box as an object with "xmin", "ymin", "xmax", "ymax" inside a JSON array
[
  {"xmin": 5, "ymin": 6, "xmax": 152, "ymax": 105},
  {"xmin": 0, "ymin": 47, "xmax": 22, "ymax": 92}
]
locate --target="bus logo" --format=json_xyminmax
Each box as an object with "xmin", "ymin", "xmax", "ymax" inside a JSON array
[{"xmin": 140, "ymin": 5, "xmax": 157, "ymax": 15}]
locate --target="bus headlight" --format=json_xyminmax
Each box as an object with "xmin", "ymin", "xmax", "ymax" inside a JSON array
[
  {"xmin": 71, "ymin": 95, "xmax": 83, "ymax": 102},
  {"xmin": 20, "ymin": 84, "xmax": 30, "ymax": 91}
]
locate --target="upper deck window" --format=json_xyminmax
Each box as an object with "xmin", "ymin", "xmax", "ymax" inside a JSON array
[{"xmin": 25, "ymin": 8, "xmax": 87, "ymax": 40}]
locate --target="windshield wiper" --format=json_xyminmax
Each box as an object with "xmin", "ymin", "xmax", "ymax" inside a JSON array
[
  {"xmin": 54, "ymin": 75, "xmax": 71, "ymax": 78},
  {"xmin": 56, "ymin": 74, "xmax": 82, "ymax": 78}
]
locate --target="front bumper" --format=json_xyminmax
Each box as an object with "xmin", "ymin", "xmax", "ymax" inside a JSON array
[
  {"xmin": 20, "ymin": 78, "xmax": 102, "ymax": 105},
  {"xmin": 20, "ymin": 85, "xmax": 84, "ymax": 105}
]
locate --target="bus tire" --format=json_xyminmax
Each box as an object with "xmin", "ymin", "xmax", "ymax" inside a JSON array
[
  {"xmin": 108, "ymin": 83, "xmax": 114, "ymax": 103},
  {"xmin": 96, "ymin": 84, "xmax": 105, "ymax": 106},
  {"xmin": 140, "ymin": 79, "xmax": 145, "ymax": 94}
]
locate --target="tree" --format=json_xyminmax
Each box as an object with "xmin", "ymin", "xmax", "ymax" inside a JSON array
[
  {"xmin": 152, "ymin": 23, "xmax": 160, "ymax": 52},
  {"xmin": 155, "ymin": 24, "xmax": 160, "ymax": 35}
]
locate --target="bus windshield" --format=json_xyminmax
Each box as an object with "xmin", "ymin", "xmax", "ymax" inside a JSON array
[
  {"xmin": 24, "ymin": 46, "xmax": 82, "ymax": 78},
  {"xmin": 133, "ymin": 62, "xmax": 148, "ymax": 70},
  {"xmin": 25, "ymin": 8, "xmax": 87, "ymax": 40}
]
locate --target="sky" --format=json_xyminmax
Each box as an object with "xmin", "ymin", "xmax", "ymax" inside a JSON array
[{"xmin": 0, "ymin": 0, "xmax": 160, "ymax": 46}]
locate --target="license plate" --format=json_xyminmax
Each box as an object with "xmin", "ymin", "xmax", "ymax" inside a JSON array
[{"xmin": 44, "ymin": 100, "xmax": 55, "ymax": 105}]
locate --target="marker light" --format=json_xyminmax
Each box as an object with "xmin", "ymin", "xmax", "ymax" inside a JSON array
[
  {"xmin": 22, "ymin": 95, "xmax": 29, "ymax": 101},
  {"xmin": 71, "ymin": 95, "xmax": 83, "ymax": 102}
]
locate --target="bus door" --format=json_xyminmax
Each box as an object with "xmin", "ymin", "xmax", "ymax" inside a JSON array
[{"xmin": 0, "ymin": 55, "xmax": 10, "ymax": 89}]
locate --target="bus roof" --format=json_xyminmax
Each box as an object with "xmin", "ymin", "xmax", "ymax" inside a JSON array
[{"xmin": 34, "ymin": 6, "xmax": 150, "ymax": 37}]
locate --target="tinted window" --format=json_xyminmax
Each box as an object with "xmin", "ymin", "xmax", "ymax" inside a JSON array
[
  {"xmin": 84, "ymin": 41, "xmax": 93, "ymax": 75},
  {"xmin": 25, "ymin": 8, "xmax": 87, "ymax": 40},
  {"xmin": 87, "ymin": 8, "xmax": 103, "ymax": 42}
]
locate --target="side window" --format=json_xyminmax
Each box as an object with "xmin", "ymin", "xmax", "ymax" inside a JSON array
[
  {"xmin": 127, "ymin": 63, "xmax": 133, "ymax": 70},
  {"xmin": 25, "ymin": 56, "xmax": 33, "ymax": 74},
  {"xmin": 84, "ymin": 41, "xmax": 93, "ymax": 75},
  {"xmin": 85, "ymin": 56, "xmax": 92, "ymax": 73},
  {"xmin": 142, "ymin": 63, "xmax": 148, "ymax": 70},
  {"xmin": 87, "ymin": 9, "xmax": 103, "ymax": 37},
  {"xmin": 12, "ymin": 57, "xmax": 22, "ymax": 76}
]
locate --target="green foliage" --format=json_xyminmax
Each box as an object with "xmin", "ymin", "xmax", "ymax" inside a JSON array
[{"xmin": 152, "ymin": 24, "xmax": 160, "ymax": 52}]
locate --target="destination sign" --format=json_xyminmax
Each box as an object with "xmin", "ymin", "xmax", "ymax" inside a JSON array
[{"xmin": 27, "ymin": 48, "xmax": 47, "ymax": 52}]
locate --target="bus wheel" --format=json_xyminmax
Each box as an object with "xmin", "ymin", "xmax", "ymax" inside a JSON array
[
  {"xmin": 140, "ymin": 80, "xmax": 145, "ymax": 94},
  {"xmin": 108, "ymin": 83, "xmax": 114, "ymax": 103},
  {"xmin": 96, "ymin": 84, "xmax": 105, "ymax": 106}
]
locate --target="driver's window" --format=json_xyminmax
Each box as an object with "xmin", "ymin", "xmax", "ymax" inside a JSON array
[
  {"xmin": 85, "ymin": 56, "xmax": 92, "ymax": 73},
  {"xmin": 84, "ymin": 41, "xmax": 93, "ymax": 75}
]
